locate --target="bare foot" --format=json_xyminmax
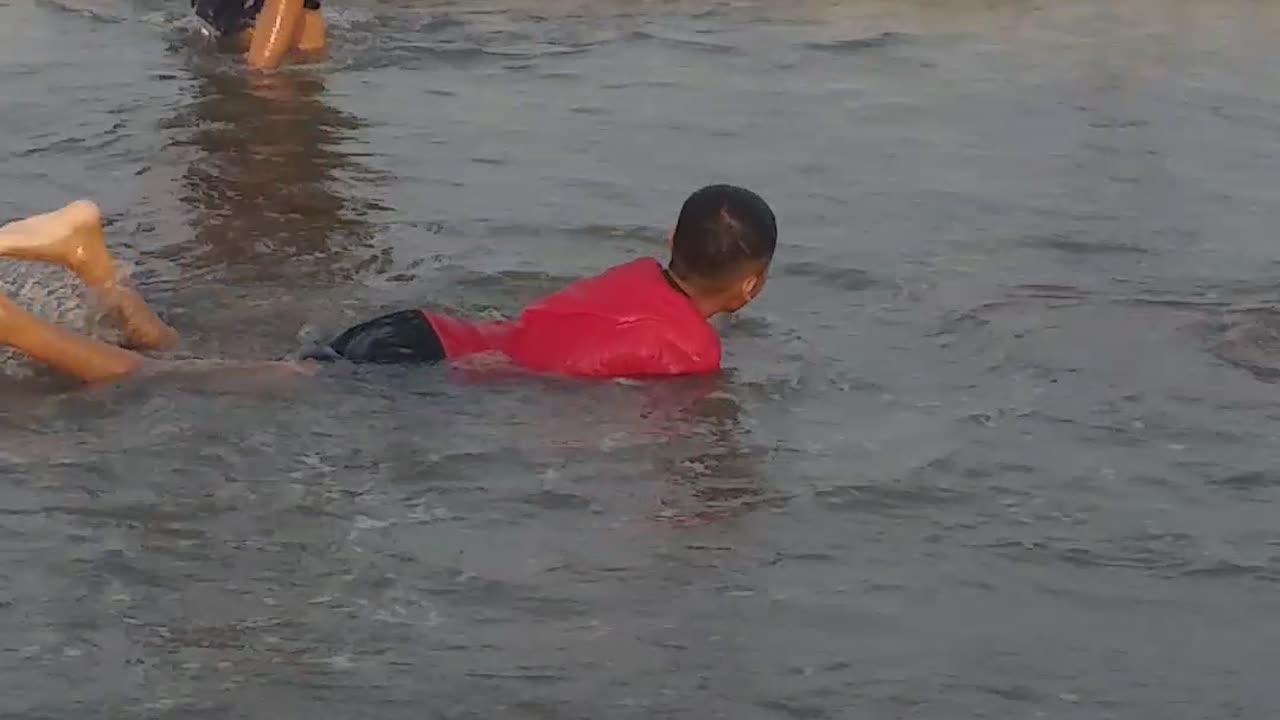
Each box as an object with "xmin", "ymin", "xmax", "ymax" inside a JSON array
[{"xmin": 0, "ymin": 200, "xmax": 116, "ymax": 287}]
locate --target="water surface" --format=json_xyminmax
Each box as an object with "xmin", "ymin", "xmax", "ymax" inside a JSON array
[{"xmin": 2, "ymin": 1, "xmax": 1280, "ymax": 717}]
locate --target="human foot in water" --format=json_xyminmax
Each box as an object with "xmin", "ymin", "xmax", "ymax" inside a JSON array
[
  {"xmin": 0, "ymin": 199, "xmax": 117, "ymax": 287},
  {"xmin": 0, "ymin": 200, "xmax": 178, "ymax": 350}
]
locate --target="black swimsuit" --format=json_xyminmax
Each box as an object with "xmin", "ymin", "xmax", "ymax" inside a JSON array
[
  {"xmin": 192, "ymin": 0, "xmax": 320, "ymax": 37},
  {"xmin": 303, "ymin": 310, "xmax": 447, "ymax": 365}
]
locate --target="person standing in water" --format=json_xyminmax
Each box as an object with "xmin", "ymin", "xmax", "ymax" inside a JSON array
[
  {"xmin": 193, "ymin": 0, "xmax": 326, "ymax": 70},
  {"xmin": 0, "ymin": 184, "xmax": 776, "ymax": 383}
]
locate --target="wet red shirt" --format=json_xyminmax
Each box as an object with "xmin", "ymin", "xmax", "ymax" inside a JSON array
[{"xmin": 423, "ymin": 258, "xmax": 721, "ymax": 378}]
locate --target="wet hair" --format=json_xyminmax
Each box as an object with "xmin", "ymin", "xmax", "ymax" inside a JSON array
[{"xmin": 669, "ymin": 184, "xmax": 777, "ymax": 288}]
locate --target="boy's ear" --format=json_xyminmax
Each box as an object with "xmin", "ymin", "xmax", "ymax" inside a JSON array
[
  {"xmin": 740, "ymin": 265, "xmax": 769, "ymax": 303},
  {"xmin": 721, "ymin": 274, "xmax": 760, "ymax": 314},
  {"xmin": 666, "ymin": 229, "xmax": 674, "ymax": 249}
]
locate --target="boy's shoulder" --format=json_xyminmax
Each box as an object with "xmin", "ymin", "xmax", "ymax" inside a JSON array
[{"xmin": 528, "ymin": 257, "xmax": 669, "ymax": 314}]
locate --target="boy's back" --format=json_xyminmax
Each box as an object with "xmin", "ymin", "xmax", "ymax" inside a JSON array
[{"xmin": 426, "ymin": 258, "xmax": 720, "ymax": 377}]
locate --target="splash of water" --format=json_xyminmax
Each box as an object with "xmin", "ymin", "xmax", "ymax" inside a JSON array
[{"xmin": 0, "ymin": 261, "xmax": 126, "ymax": 377}]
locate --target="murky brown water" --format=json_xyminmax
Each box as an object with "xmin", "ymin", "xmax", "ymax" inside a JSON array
[{"xmin": 3, "ymin": 1, "xmax": 1280, "ymax": 717}]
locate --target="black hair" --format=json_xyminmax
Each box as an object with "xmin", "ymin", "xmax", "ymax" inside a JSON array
[{"xmin": 669, "ymin": 184, "xmax": 777, "ymax": 287}]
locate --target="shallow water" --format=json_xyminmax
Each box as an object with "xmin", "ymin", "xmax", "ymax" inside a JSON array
[{"xmin": 3, "ymin": 0, "xmax": 1280, "ymax": 717}]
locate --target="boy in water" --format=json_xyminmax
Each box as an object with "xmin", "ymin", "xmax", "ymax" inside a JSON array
[
  {"xmin": 0, "ymin": 185, "xmax": 776, "ymax": 384},
  {"xmin": 193, "ymin": 0, "xmax": 326, "ymax": 70}
]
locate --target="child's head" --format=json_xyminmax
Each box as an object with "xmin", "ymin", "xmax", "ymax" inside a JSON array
[{"xmin": 668, "ymin": 184, "xmax": 777, "ymax": 316}]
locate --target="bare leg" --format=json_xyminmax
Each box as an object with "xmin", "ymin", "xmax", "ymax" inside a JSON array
[
  {"xmin": 0, "ymin": 289, "xmax": 317, "ymax": 386},
  {"xmin": 0, "ymin": 291, "xmax": 143, "ymax": 383},
  {"xmin": 294, "ymin": 8, "xmax": 325, "ymax": 54},
  {"xmin": 0, "ymin": 200, "xmax": 178, "ymax": 351},
  {"xmin": 246, "ymin": 0, "xmax": 307, "ymax": 70},
  {"xmin": 234, "ymin": 7, "xmax": 323, "ymax": 66}
]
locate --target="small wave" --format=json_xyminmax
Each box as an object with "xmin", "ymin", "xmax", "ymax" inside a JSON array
[
  {"xmin": 1180, "ymin": 559, "xmax": 1275, "ymax": 581},
  {"xmin": 970, "ymin": 684, "xmax": 1046, "ymax": 703},
  {"xmin": 626, "ymin": 28, "xmax": 739, "ymax": 54},
  {"xmin": 780, "ymin": 261, "xmax": 878, "ymax": 292},
  {"xmin": 556, "ymin": 223, "xmax": 662, "ymax": 243},
  {"xmin": 518, "ymin": 490, "xmax": 594, "ymax": 511},
  {"xmin": 1210, "ymin": 470, "xmax": 1280, "ymax": 489},
  {"xmin": 1209, "ymin": 104, "xmax": 1280, "ymax": 134},
  {"xmin": 15, "ymin": 120, "xmax": 131, "ymax": 159},
  {"xmin": 390, "ymin": 14, "xmax": 467, "ymax": 35},
  {"xmin": 1086, "ymin": 117, "xmax": 1150, "ymax": 130},
  {"xmin": 149, "ymin": 617, "xmax": 297, "ymax": 652},
  {"xmin": 1019, "ymin": 232, "xmax": 1149, "ymax": 256},
  {"xmin": 815, "ymin": 481, "xmax": 969, "ymax": 515},
  {"xmin": 722, "ymin": 313, "xmax": 773, "ymax": 339},
  {"xmin": 420, "ymin": 571, "xmax": 589, "ymax": 621},
  {"xmin": 1120, "ymin": 295, "xmax": 1233, "ymax": 309},
  {"xmin": 336, "ymin": 11, "xmax": 605, "ymax": 72},
  {"xmin": 932, "ymin": 303, "xmax": 998, "ymax": 336},
  {"xmin": 600, "ymin": 78, "xmax": 682, "ymax": 90},
  {"xmin": 451, "ymin": 268, "xmax": 577, "ymax": 293},
  {"xmin": 768, "ymin": 550, "xmax": 839, "ymax": 565},
  {"xmin": 33, "ymin": 0, "xmax": 128, "ymax": 24},
  {"xmin": 341, "ymin": 40, "xmax": 594, "ymax": 73},
  {"xmin": 756, "ymin": 698, "xmax": 832, "ymax": 719},
  {"xmin": 1209, "ymin": 314, "xmax": 1280, "ymax": 383},
  {"xmin": 803, "ymin": 31, "xmax": 911, "ymax": 53},
  {"xmin": 454, "ymin": 220, "xmax": 664, "ymax": 252},
  {"xmin": 568, "ymin": 104, "xmax": 610, "ymax": 116},
  {"xmin": 982, "ymin": 531, "xmax": 1265, "ymax": 579}
]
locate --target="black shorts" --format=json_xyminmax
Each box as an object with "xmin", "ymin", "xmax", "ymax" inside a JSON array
[
  {"xmin": 304, "ymin": 310, "xmax": 447, "ymax": 365},
  {"xmin": 193, "ymin": 0, "xmax": 320, "ymax": 37}
]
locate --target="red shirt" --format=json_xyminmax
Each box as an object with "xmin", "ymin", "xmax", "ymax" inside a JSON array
[{"xmin": 423, "ymin": 258, "xmax": 721, "ymax": 378}]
